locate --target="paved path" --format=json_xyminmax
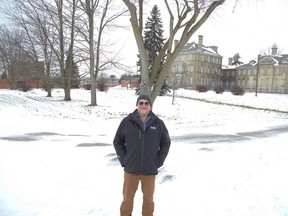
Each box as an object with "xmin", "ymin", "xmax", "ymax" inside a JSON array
[{"xmin": 171, "ymin": 123, "xmax": 288, "ymax": 144}]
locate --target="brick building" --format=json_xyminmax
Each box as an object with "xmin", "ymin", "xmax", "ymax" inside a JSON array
[
  {"xmin": 0, "ymin": 59, "xmax": 45, "ymax": 89},
  {"xmin": 230, "ymin": 44, "xmax": 288, "ymax": 94},
  {"xmin": 168, "ymin": 35, "xmax": 222, "ymax": 90}
]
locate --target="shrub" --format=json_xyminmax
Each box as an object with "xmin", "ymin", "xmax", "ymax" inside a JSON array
[
  {"xmin": 22, "ymin": 84, "xmax": 32, "ymax": 92},
  {"xmin": 196, "ymin": 85, "xmax": 208, "ymax": 92},
  {"xmin": 214, "ymin": 85, "xmax": 225, "ymax": 94},
  {"xmin": 83, "ymin": 84, "xmax": 91, "ymax": 90},
  {"xmin": 231, "ymin": 86, "xmax": 245, "ymax": 95},
  {"xmin": 97, "ymin": 82, "xmax": 108, "ymax": 92},
  {"xmin": 43, "ymin": 82, "xmax": 54, "ymax": 92},
  {"xmin": 18, "ymin": 82, "xmax": 32, "ymax": 92}
]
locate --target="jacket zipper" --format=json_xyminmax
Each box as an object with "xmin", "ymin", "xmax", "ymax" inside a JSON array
[{"xmin": 140, "ymin": 129, "xmax": 145, "ymax": 174}]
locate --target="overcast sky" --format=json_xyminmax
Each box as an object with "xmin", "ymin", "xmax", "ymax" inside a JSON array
[
  {"xmin": 194, "ymin": 0, "xmax": 288, "ymax": 65},
  {"xmin": 1, "ymin": 0, "xmax": 287, "ymax": 75},
  {"xmin": 117, "ymin": 0, "xmax": 288, "ymax": 70}
]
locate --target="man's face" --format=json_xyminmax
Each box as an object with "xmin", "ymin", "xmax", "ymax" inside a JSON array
[{"xmin": 137, "ymin": 99, "xmax": 151, "ymax": 116}]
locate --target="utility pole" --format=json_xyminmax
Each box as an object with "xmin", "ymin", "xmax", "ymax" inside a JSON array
[
  {"xmin": 255, "ymin": 54, "xmax": 260, "ymax": 96},
  {"xmin": 172, "ymin": 63, "xmax": 180, "ymax": 105}
]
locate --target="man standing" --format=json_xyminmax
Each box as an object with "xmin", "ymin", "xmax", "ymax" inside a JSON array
[{"xmin": 113, "ymin": 94, "xmax": 171, "ymax": 216}]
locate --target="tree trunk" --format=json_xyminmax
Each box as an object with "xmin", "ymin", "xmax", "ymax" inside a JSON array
[
  {"xmin": 47, "ymin": 84, "xmax": 52, "ymax": 97},
  {"xmin": 84, "ymin": 0, "xmax": 97, "ymax": 106},
  {"xmin": 123, "ymin": 0, "xmax": 225, "ymax": 104},
  {"xmin": 90, "ymin": 74, "xmax": 97, "ymax": 106}
]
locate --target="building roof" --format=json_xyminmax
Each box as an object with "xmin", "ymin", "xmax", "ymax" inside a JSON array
[
  {"xmin": 180, "ymin": 41, "xmax": 221, "ymax": 57},
  {"xmin": 236, "ymin": 54, "xmax": 288, "ymax": 69},
  {"xmin": 269, "ymin": 54, "xmax": 288, "ymax": 65},
  {"xmin": 222, "ymin": 64, "xmax": 236, "ymax": 70}
]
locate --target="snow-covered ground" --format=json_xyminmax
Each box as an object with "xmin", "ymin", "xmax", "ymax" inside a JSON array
[{"xmin": 0, "ymin": 87, "xmax": 288, "ymax": 216}]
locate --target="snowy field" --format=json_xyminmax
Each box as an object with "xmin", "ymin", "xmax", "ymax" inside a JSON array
[{"xmin": 0, "ymin": 87, "xmax": 288, "ymax": 216}]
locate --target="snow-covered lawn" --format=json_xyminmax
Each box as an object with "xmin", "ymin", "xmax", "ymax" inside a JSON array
[{"xmin": 0, "ymin": 87, "xmax": 288, "ymax": 216}]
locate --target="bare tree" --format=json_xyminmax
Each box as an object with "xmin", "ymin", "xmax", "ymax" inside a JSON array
[
  {"xmin": 78, "ymin": 0, "xmax": 127, "ymax": 106},
  {"xmin": 48, "ymin": 0, "xmax": 78, "ymax": 101},
  {"xmin": 0, "ymin": 25, "xmax": 26, "ymax": 89},
  {"xmin": 260, "ymin": 44, "xmax": 283, "ymax": 56},
  {"xmin": 5, "ymin": 0, "xmax": 79, "ymax": 100},
  {"xmin": 122, "ymin": 0, "xmax": 225, "ymax": 105},
  {"xmin": 7, "ymin": 0, "xmax": 57, "ymax": 96},
  {"xmin": 4, "ymin": 0, "xmax": 128, "ymax": 103}
]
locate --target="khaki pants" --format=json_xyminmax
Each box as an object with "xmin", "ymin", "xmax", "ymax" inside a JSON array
[{"xmin": 120, "ymin": 172, "xmax": 156, "ymax": 216}]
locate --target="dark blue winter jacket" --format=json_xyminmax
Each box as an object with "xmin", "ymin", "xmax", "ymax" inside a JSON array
[{"xmin": 113, "ymin": 109, "xmax": 171, "ymax": 175}]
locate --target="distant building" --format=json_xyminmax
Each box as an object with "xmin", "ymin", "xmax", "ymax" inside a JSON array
[
  {"xmin": 221, "ymin": 60, "xmax": 237, "ymax": 90},
  {"xmin": 168, "ymin": 35, "xmax": 222, "ymax": 90},
  {"xmin": 2, "ymin": 58, "xmax": 45, "ymax": 89},
  {"xmin": 80, "ymin": 75, "xmax": 119, "ymax": 89},
  {"xmin": 233, "ymin": 44, "xmax": 288, "ymax": 94},
  {"xmin": 120, "ymin": 74, "xmax": 140, "ymax": 89},
  {"xmin": 97, "ymin": 75, "xmax": 119, "ymax": 88}
]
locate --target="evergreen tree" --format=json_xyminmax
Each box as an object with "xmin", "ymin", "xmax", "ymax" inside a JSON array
[
  {"xmin": 1, "ymin": 71, "xmax": 7, "ymax": 79},
  {"xmin": 136, "ymin": 5, "xmax": 170, "ymax": 95},
  {"xmin": 232, "ymin": 53, "xmax": 243, "ymax": 66},
  {"xmin": 71, "ymin": 60, "xmax": 80, "ymax": 88},
  {"xmin": 65, "ymin": 57, "xmax": 80, "ymax": 88}
]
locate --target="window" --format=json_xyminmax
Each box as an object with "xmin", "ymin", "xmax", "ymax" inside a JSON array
[
  {"xmin": 264, "ymin": 69, "xmax": 267, "ymax": 76},
  {"xmin": 267, "ymin": 69, "xmax": 272, "ymax": 76},
  {"xmin": 275, "ymin": 68, "xmax": 279, "ymax": 75},
  {"xmin": 190, "ymin": 65, "xmax": 193, "ymax": 72},
  {"xmin": 178, "ymin": 64, "xmax": 183, "ymax": 72}
]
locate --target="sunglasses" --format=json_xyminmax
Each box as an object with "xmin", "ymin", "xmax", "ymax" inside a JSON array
[{"xmin": 138, "ymin": 101, "xmax": 150, "ymax": 106}]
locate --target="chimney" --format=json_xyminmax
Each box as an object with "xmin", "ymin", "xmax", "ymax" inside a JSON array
[
  {"xmin": 174, "ymin": 40, "xmax": 179, "ymax": 50},
  {"xmin": 228, "ymin": 58, "xmax": 233, "ymax": 66},
  {"xmin": 209, "ymin": 46, "xmax": 218, "ymax": 53},
  {"xmin": 198, "ymin": 35, "xmax": 203, "ymax": 51}
]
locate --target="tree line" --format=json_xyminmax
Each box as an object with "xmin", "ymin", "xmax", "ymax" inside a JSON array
[
  {"xmin": 0, "ymin": 0, "xmax": 227, "ymax": 106},
  {"xmin": 0, "ymin": 0, "xmax": 126, "ymax": 105}
]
